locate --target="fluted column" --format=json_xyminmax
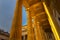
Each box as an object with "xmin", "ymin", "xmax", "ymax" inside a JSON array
[
  {"xmin": 26, "ymin": 8, "xmax": 34, "ymax": 40},
  {"xmin": 34, "ymin": 17, "xmax": 42, "ymax": 40},
  {"xmin": 9, "ymin": 0, "xmax": 22, "ymax": 40},
  {"xmin": 34, "ymin": 16, "xmax": 46, "ymax": 40}
]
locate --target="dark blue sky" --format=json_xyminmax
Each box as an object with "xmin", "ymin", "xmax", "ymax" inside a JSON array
[{"xmin": 0, "ymin": 0, "xmax": 27, "ymax": 32}]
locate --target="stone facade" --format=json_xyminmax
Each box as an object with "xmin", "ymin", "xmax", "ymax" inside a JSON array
[{"xmin": 0, "ymin": 29, "xmax": 9, "ymax": 40}]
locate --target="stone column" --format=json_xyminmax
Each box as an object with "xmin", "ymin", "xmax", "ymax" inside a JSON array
[
  {"xmin": 23, "ymin": 35, "xmax": 25, "ymax": 40},
  {"xmin": 34, "ymin": 16, "xmax": 46, "ymax": 40},
  {"xmin": 33, "ymin": 17, "xmax": 41, "ymax": 40},
  {"xmin": 9, "ymin": 0, "xmax": 22, "ymax": 40},
  {"xmin": 26, "ymin": 8, "xmax": 34, "ymax": 40}
]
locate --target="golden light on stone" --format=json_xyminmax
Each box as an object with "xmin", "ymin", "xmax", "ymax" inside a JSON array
[{"xmin": 9, "ymin": 0, "xmax": 60, "ymax": 40}]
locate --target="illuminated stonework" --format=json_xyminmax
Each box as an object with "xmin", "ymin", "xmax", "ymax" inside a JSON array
[{"xmin": 9, "ymin": 0, "xmax": 60, "ymax": 40}]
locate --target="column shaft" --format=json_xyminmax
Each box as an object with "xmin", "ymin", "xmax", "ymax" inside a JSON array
[
  {"xmin": 27, "ymin": 11, "xmax": 34, "ymax": 40},
  {"xmin": 34, "ymin": 17, "xmax": 46, "ymax": 40},
  {"xmin": 9, "ymin": 0, "xmax": 22, "ymax": 40}
]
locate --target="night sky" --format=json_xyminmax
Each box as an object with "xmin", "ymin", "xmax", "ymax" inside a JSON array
[{"xmin": 0, "ymin": 0, "xmax": 27, "ymax": 32}]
